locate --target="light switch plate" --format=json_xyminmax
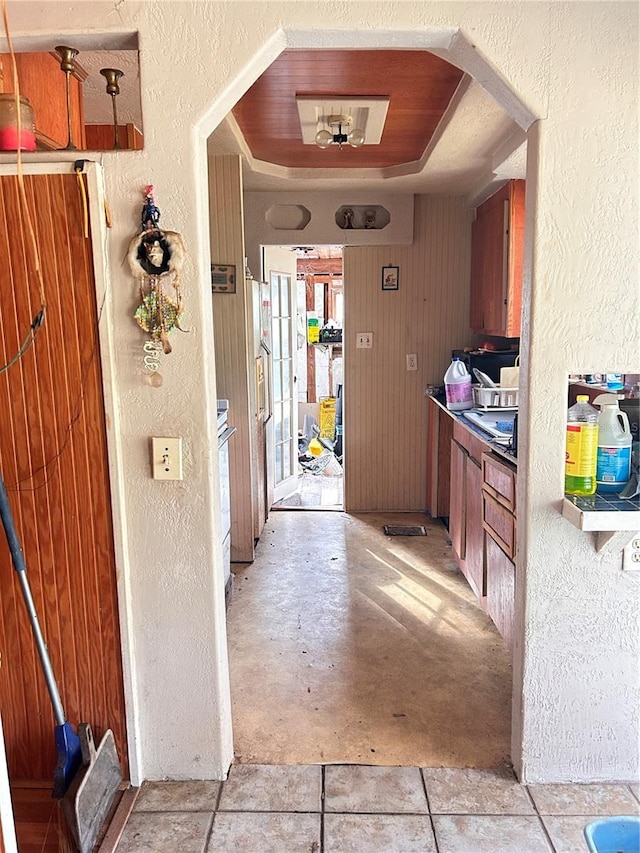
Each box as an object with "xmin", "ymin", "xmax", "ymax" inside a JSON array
[
  {"xmin": 152, "ymin": 437, "xmax": 183, "ymax": 480},
  {"xmin": 356, "ymin": 332, "xmax": 373, "ymax": 349}
]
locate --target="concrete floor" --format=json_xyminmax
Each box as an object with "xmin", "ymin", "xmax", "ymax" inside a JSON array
[
  {"xmin": 227, "ymin": 511, "xmax": 513, "ymax": 768},
  {"xmin": 272, "ymin": 459, "xmax": 343, "ymax": 508}
]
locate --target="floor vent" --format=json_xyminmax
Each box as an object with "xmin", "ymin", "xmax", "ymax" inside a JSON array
[{"xmin": 383, "ymin": 525, "xmax": 427, "ymax": 537}]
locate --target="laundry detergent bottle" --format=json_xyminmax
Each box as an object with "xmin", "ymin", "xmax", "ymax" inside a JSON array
[
  {"xmin": 565, "ymin": 395, "xmax": 598, "ymax": 496},
  {"xmin": 593, "ymin": 394, "xmax": 632, "ymax": 493},
  {"xmin": 444, "ymin": 357, "xmax": 473, "ymax": 412}
]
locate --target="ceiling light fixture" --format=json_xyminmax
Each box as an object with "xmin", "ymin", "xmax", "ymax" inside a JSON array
[{"xmin": 315, "ymin": 114, "xmax": 365, "ymax": 150}]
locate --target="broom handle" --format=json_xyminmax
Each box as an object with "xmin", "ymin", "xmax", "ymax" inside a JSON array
[{"xmin": 0, "ymin": 475, "xmax": 66, "ymax": 726}]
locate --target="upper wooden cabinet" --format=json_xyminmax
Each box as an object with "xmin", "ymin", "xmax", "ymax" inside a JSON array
[
  {"xmin": 1, "ymin": 51, "xmax": 143, "ymax": 151},
  {"xmin": 1, "ymin": 52, "xmax": 86, "ymax": 150},
  {"xmin": 470, "ymin": 179, "xmax": 525, "ymax": 338}
]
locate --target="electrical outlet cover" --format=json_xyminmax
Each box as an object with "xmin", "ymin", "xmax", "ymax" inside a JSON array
[{"xmin": 623, "ymin": 534, "xmax": 640, "ymax": 571}]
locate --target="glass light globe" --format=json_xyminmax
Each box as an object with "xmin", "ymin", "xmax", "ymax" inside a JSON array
[
  {"xmin": 347, "ymin": 128, "xmax": 365, "ymax": 148},
  {"xmin": 315, "ymin": 129, "xmax": 333, "ymax": 149}
]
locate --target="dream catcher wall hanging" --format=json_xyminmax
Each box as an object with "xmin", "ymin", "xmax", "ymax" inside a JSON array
[{"xmin": 127, "ymin": 185, "xmax": 186, "ymax": 385}]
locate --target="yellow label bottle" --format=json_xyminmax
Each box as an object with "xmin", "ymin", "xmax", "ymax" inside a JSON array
[{"xmin": 565, "ymin": 395, "xmax": 599, "ymax": 495}]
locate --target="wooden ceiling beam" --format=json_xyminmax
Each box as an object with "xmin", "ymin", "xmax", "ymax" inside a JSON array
[{"xmin": 297, "ymin": 258, "xmax": 343, "ymax": 276}]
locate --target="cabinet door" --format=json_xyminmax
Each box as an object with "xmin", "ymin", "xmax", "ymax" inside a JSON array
[
  {"xmin": 464, "ymin": 456, "xmax": 485, "ymax": 600},
  {"xmin": 426, "ymin": 397, "xmax": 439, "ymax": 516},
  {"xmin": 437, "ymin": 409, "xmax": 453, "ymax": 517},
  {"xmin": 470, "ymin": 210, "xmax": 488, "ymax": 331},
  {"xmin": 470, "ymin": 180, "xmax": 525, "ymax": 337},
  {"xmin": 449, "ymin": 439, "xmax": 467, "ymax": 564},
  {"xmin": 486, "ymin": 534, "xmax": 515, "ymax": 650},
  {"xmin": 470, "ymin": 185, "xmax": 508, "ymax": 334},
  {"xmin": 504, "ymin": 180, "xmax": 525, "ymax": 337}
]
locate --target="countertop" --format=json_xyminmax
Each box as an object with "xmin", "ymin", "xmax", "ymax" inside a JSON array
[{"xmin": 430, "ymin": 396, "xmax": 517, "ymax": 466}]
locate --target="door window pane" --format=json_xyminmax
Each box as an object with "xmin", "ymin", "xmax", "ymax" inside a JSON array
[
  {"xmin": 274, "ymin": 401, "xmax": 282, "ymax": 443},
  {"xmin": 281, "ymin": 319, "xmax": 291, "ymax": 358},
  {"xmin": 282, "ymin": 360, "xmax": 290, "ymax": 396},
  {"xmin": 271, "ymin": 275, "xmax": 280, "ymax": 317},
  {"xmin": 280, "ymin": 280, "xmax": 290, "ymax": 318},
  {"xmin": 273, "ymin": 362, "xmax": 282, "ymax": 400}
]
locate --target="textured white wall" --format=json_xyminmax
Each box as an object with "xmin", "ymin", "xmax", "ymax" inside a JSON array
[
  {"xmin": 2, "ymin": 0, "xmax": 637, "ymax": 783},
  {"xmin": 244, "ymin": 191, "xmax": 415, "ymax": 265}
]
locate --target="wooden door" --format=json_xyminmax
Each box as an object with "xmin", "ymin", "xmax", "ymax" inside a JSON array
[{"xmin": 0, "ymin": 172, "xmax": 128, "ymax": 782}]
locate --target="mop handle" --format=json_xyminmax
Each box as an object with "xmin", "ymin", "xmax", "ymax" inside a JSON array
[{"xmin": 0, "ymin": 475, "xmax": 66, "ymax": 727}]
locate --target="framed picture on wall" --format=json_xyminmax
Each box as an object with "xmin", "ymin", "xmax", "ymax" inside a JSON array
[
  {"xmin": 381, "ymin": 264, "xmax": 399, "ymax": 291},
  {"xmin": 211, "ymin": 264, "xmax": 236, "ymax": 293}
]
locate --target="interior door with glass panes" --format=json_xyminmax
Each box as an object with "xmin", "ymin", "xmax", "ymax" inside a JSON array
[{"xmin": 263, "ymin": 246, "xmax": 298, "ymax": 503}]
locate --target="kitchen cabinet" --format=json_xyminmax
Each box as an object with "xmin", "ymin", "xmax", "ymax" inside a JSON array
[
  {"xmin": 485, "ymin": 536, "xmax": 515, "ymax": 649},
  {"xmin": 470, "ymin": 179, "xmax": 525, "ymax": 337},
  {"xmin": 450, "ymin": 420, "xmax": 488, "ymax": 602},
  {"xmin": 85, "ymin": 122, "xmax": 143, "ymax": 151},
  {"xmin": 426, "ymin": 395, "xmax": 453, "ymax": 518},
  {"xmin": 482, "ymin": 452, "xmax": 517, "ymax": 650}
]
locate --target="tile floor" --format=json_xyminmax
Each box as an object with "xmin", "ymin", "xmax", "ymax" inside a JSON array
[{"xmin": 115, "ymin": 764, "xmax": 640, "ymax": 852}]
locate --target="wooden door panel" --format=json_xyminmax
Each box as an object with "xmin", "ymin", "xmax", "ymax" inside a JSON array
[
  {"xmin": 486, "ymin": 535, "xmax": 515, "ymax": 650},
  {"xmin": 449, "ymin": 439, "xmax": 466, "ymax": 563},
  {"xmin": 0, "ymin": 173, "xmax": 127, "ymax": 782},
  {"xmin": 465, "ymin": 457, "xmax": 486, "ymax": 601}
]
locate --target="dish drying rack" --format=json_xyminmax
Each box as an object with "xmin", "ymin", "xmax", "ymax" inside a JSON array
[{"xmin": 472, "ymin": 385, "xmax": 519, "ymax": 410}]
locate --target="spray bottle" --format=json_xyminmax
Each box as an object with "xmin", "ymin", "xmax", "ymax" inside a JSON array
[{"xmin": 593, "ymin": 394, "xmax": 632, "ymax": 493}]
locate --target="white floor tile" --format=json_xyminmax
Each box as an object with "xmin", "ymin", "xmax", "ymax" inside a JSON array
[
  {"xmin": 423, "ymin": 767, "xmax": 534, "ymax": 814},
  {"xmin": 325, "ymin": 765, "xmax": 428, "ymax": 813},
  {"xmin": 432, "ymin": 815, "xmax": 552, "ymax": 853},
  {"xmin": 324, "ymin": 813, "xmax": 437, "ymax": 852}
]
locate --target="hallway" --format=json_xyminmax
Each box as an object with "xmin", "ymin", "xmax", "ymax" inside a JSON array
[{"xmin": 226, "ymin": 511, "xmax": 512, "ymax": 768}]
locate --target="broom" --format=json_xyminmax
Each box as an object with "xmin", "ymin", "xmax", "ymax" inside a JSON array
[{"xmin": 0, "ymin": 474, "xmax": 122, "ymax": 852}]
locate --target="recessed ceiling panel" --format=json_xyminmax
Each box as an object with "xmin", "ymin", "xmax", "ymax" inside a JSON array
[
  {"xmin": 231, "ymin": 49, "xmax": 464, "ymax": 170},
  {"xmin": 296, "ymin": 96, "xmax": 390, "ymax": 145}
]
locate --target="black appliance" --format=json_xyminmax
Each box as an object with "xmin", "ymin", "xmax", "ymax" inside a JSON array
[
  {"xmin": 452, "ymin": 349, "xmax": 519, "ymax": 384},
  {"xmin": 619, "ymin": 398, "xmax": 640, "ymax": 442}
]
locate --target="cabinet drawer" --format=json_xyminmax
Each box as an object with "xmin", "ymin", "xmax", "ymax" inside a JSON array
[
  {"xmin": 482, "ymin": 452, "xmax": 516, "ymax": 512},
  {"xmin": 482, "ymin": 490, "xmax": 516, "ymax": 558},
  {"xmin": 485, "ymin": 534, "xmax": 515, "ymax": 651}
]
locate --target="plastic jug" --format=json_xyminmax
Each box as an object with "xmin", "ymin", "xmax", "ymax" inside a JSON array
[
  {"xmin": 565, "ymin": 395, "xmax": 599, "ymax": 496},
  {"xmin": 593, "ymin": 394, "xmax": 632, "ymax": 493},
  {"xmin": 444, "ymin": 357, "xmax": 473, "ymax": 411}
]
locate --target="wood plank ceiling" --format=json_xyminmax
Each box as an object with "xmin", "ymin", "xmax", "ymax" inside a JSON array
[{"xmin": 232, "ymin": 50, "xmax": 464, "ymax": 170}]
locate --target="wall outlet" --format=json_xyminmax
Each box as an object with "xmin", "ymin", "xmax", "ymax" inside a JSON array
[
  {"xmin": 406, "ymin": 353, "xmax": 418, "ymax": 371},
  {"xmin": 151, "ymin": 437, "xmax": 183, "ymax": 480},
  {"xmin": 356, "ymin": 332, "xmax": 373, "ymax": 349},
  {"xmin": 623, "ymin": 534, "xmax": 640, "ymax": 571}
]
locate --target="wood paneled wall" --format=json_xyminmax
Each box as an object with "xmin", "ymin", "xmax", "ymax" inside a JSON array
[
  {"xmin": 208, "ymin": 156, "xmax": 256, "ymax": 562},
  {"xmin": 0, "ymin": 173, "xmax": 127, "ymax": 781},
  {"xmin": 344, "ymin": 195, "xmax": 473, "ymax": 511}
]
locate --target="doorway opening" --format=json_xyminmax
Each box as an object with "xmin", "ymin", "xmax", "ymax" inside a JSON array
[
  {"xmin": 270, "ymin": 245, "xmax": 344, "ymax": 511},
  {"xmin": 203, "ymin": 25, "xmax": 539, "ymax": 780}
]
